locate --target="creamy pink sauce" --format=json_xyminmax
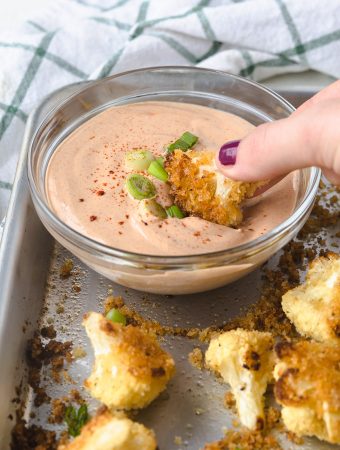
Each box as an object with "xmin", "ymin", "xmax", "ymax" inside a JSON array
[{"xmin": 46, "ymin": 101, "xmax": 298, "ymax": 256}]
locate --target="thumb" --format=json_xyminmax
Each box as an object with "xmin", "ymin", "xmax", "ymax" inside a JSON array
[{"xmin": 216, "ymin": 100, "xmax": 340, "ymax": 182}]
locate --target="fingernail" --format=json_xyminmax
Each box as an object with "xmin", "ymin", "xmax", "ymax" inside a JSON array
[{"xmin": 219, "ymin": 140, "xmax": 240, "ymax": 165}]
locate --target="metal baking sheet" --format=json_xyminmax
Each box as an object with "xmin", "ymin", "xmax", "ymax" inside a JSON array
[{"xmin": 0, "ymin": 84, "xmax": 338, "ymax": 450}]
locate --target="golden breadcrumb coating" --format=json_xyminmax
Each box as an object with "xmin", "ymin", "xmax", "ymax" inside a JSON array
[
  {"xmin": 205, "ymin": 329, "xmax": 274, "ymax": 430},
  {"xmin": 165, "ymin": 149, "xmax": 264, "ymax": 226},
  {"xmin": 282, "ymin": 253, "xmax": 340, "ymax": 344},
  {"xmin": 58, "ymin": 409, "xmax": 157, "ymax": 450},
  {"xmin": 83, "ymin": 312, "xmax": 175, "ymax": 410},
  {"xmin": 203, "ymin": 429, "xmax": 282, "ymax": 450},
  {"xmin": 274, "ymin": 340, "xmax": 340, "ymax": 444}
]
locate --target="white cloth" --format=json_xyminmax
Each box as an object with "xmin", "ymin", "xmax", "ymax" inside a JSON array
[{"xmin": 0, "ymin": 0, "xmax": 340, "ymax": 221}]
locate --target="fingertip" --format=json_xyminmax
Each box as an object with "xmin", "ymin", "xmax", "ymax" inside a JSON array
[
  {"xmin": 215, "ymin": 149, "xmax": 257, "ymax": 181},
  {"xmin": 215, "ymin": 134, "xmax": 267, "ymax": 182},
  {"xmin": 215, "ymin": 143, "xmax": 242, "ymax": 180},
  {"xmin": 215, "ymin": 158, "xmax": 238, "ymax": 179},
  {"xmin": 216, "ymin": 117, "xmax": 302, "ymax": 182},
  {"xmin": 218, "ymin": 139, "xmax": 240, "ymax": 166}
]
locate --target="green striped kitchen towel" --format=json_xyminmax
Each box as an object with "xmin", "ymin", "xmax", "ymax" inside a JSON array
[{"xmin": 0, "ymin": 0, "xmax": 340, "ymax": 223}]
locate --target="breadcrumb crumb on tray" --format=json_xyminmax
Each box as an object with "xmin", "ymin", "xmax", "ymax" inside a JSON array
[{"xmin": 203, "ymin": 428, "xmax": 283, "ymax": 450}]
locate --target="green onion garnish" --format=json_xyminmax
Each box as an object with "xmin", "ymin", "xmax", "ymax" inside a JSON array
[
  {"xmin": 106, "ymin": 308, "xmax": 127, "ymax": 325},
  {"xmin": 138, "ymin": 199, "xmax": 167, "ymax": 220},
  {"xmin": 166, "ymin": 205, "xmax": 185, "ymax": 219},
  {"xmin": 156, "ymin": 156, "xmax": 165, "ymax": 167},
  {"xmin": 125, "ymin": 174, "xmax": 156, "ymax": 200},
  {"xmin": 124, "ymin": 149, "xmax": 154, "ymax": 171},
  {"xmin": 147, "ymin": 160, "xmax": 168, "ymax": 182},
  {"xmin": 167, "ymin": 131, "xmax": 198, "ymax": 153}
]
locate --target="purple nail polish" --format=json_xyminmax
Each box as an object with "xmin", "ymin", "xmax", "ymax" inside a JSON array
[{"xmin": 219, "ymin": 140, "xmax": 240, "ymax": 165}]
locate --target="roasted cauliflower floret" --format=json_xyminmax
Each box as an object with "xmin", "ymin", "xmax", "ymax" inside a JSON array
[
  {"xmin": 165, "ymin": 149, "xmax": 264, "ymax": 226},
  {"xmin": 282, "ymin": 253, "xmax": 340, "ymax": 344},
  {"xmin": 274, "ymin": 340, "xmax": 340, "ymax": 444},
  {"xmin": 205, "ymin": 329, "xmax": 274, "ymax": 430},
  {"xmin": 83, "ymin": 312, "xmax": 175, "ymax": 410},
  {"xmin": 58, "ymin": 409, "xmax": 157, "ymax": 450}
]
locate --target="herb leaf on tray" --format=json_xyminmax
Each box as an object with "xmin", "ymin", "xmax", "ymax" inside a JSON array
[{"xmin": 64, "ymin": 404, "xmax": 89, "ymax": 437}]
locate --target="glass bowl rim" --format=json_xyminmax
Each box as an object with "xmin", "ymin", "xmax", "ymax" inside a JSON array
[{"xmin": 27, "ymin": 65, "xmax": 321, "ymax": 265}]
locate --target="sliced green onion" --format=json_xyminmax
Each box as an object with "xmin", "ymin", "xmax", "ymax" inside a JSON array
[
  {"xmin": 106, "ymin": 308, "xmax": 126, "ymax": 325},
  {"xmin": 147, "ymin": 160, "xmax": 168, "ymax": 182},
  {"xmin": 156, "ymin": 156, "xmax": 165, "ymax": 167},
  {"xmin": 166, "ymin": 205, "xmax": 185, "ymax": 219},
  {"xmin": 124, "ymin": 149, "xmax": 154, "ymax": 171},
  {"xmin": 167, "ymin": 131, "xmax": 198, "ymax": 153},
  {"xmin": 181, "ymin": 131, "xmax": 199, "ymax": 147},
  {"xmin": 138, "ymin": 199, "xmax": 167, "ymax": 220},
  {"xmin": 125, "ymin": 174, "xmax": 156, "ymax": 200}
]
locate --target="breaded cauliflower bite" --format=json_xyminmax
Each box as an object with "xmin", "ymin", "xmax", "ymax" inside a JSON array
[
  {"xmin": 165, "ymin": 149, "xmax": 263, "ymax": 226},
  {"xmin": 58, "ymin": 409, "xmax": 157, "ymax": 450},
  {"xmin": 282, "ymin": 253, "xmax": 340, "ymax": 344},
  {"xmin": 274, "ymin": 340, "xmax": 340, "ymax": 444},
  {"xmin": 205, "ymin": 329, "xmax": 274, "ymax": 430},
  {"xmin": 83, "ymin": 312, "xmax": 175, "ymax": 410}
]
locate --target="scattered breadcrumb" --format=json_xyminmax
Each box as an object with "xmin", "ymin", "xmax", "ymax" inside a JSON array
[
  {"xmin": 26, "ymin": 329, "xmax": 72, "ymax": 406},
  {"xmin": 174, "ymin": 435, "xmax": 183, "ymax": 445},
  {"xmin": 72, "ymin": 347, "xmax": 87, "ymax": 359},
  {"xmin": 202, "ymin": 428, "xmax": 283, "ymax": 450},
  {"xmin": 298, "ymin": 193, "xmax": 339, "ymax": 239},
  {"xmin": 59, "ymin": 259, "xmax": 74, "ymax": 278},
  {"xmin": 34, "ymin": 387, "xmax": 51, "ymax": 407},
  {"xmin": 48, "ymin": 399, "xmax": 66, "ymax": 425},
  {"xmin": 68, "ymin": 389, "xmax": 86, "ymax": 406},
  {"xmin": 188, "ymin": 347, "xmax": 204, "ymax": 370},
  {"xmin": 103, "ymin": 295, "xmax": 218, "ymax": 342},
  {"xmin": 48, "ymin": 389, "xmax": 86, "ymax": 426},
  {"xmin": 41, "ymin": 325, "xmax": 57, "ymax": 339},
  {"xmin": 11, "ymin": 415, "xmax": 57, "ymax": 450},
  {"xmin": 57, "ymin": 431, "xmax": 69, "ymax": 448},
  {"xmin": 286, "ymin": 431, "xmax": 304, "ymax": 445},
  {"xmin": 72, "ymin": 283, "xmax": 81, "ymax": 293},
  {"xmin": 222, "ymin": 268, "xmax": 294, "ymax": 338},
  {"xmin": 265, "ymin": 407, "xmax": 281, "ymax": 431},
  {"xmin": 223, "ymin": 392, "xmax": 236, "ymax": 411}
]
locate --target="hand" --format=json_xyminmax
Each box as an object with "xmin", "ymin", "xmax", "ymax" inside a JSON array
[{"xmin": 217, "ymin": 80, "xmax": 340, "ymax": 185}]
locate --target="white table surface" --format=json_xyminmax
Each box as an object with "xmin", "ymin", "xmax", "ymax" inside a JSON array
[{"xmin": 0, "ymin": 0, "xmax": 335, "ymax": 91}]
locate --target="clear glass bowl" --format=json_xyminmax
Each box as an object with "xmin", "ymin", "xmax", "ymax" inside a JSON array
[{"xmin": 28, "ymin": 67, "xmax": 320, "ymax": 294}]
